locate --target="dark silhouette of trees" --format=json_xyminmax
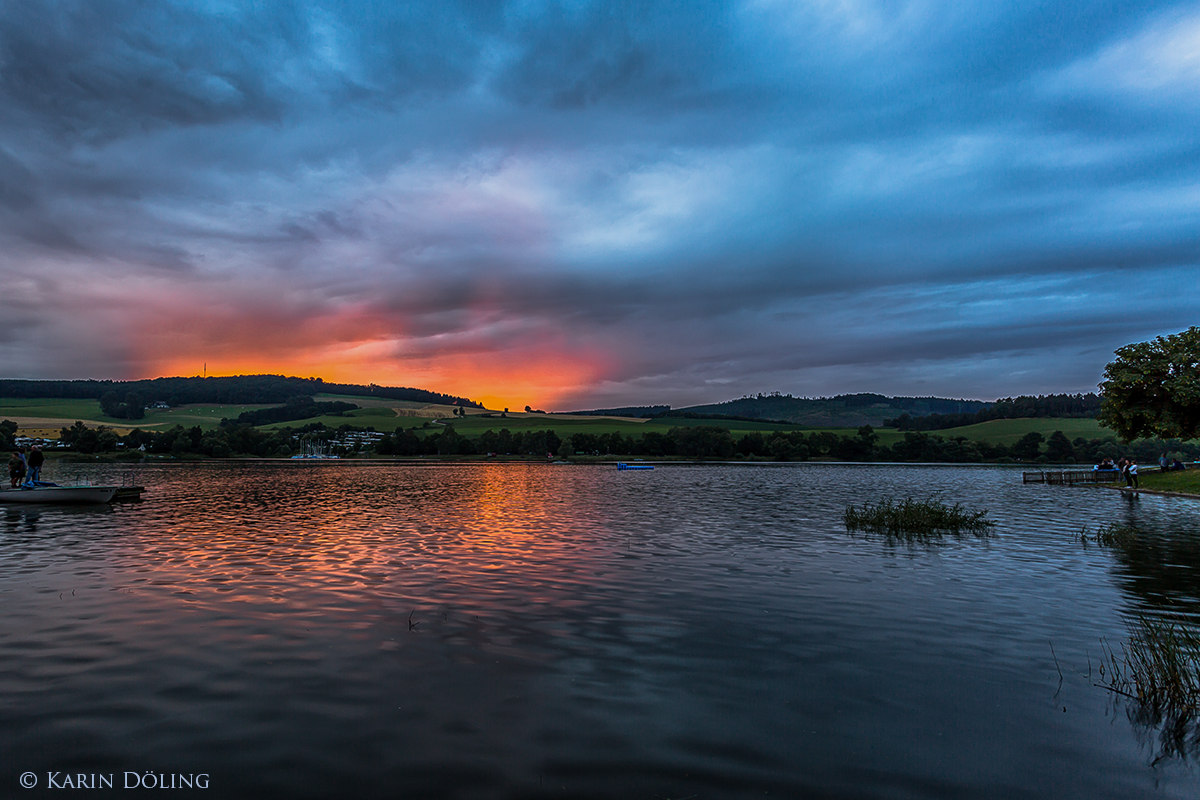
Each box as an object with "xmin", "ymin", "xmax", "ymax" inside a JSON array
[
  {"xmin": 1099, "ymin": 327, "xmax": 1200, "ymax": 441},
  {"xmin": 99, "ymin": 391, "xmax": 146, "ymax": 419},
  {"xmin": 0, "ymin": 375, "xmax": 481, "ymax": 408},
  {"xmin": 0, "ymin": 420, "xmax": 16, "ymax": 450},
  {"xmin": 1045, "ymin": 431, "xmax": 1075, "ymax": 462}
]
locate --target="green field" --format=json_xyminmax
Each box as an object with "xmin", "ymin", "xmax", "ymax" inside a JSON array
[
  {"xmin": 313, "ymin": 393, "xmax": 433, "ymax": 410},
  {"xmin": 0, "ymin": 399, "xmax": 283, "ymax": 432},
  {"xmin": 0, "ymin": 398, "xmax": 111, "ymax": 421},
  {"xmin": 258, "ymin": 406, "xmax": 420, "ymax": 431},
  {"xmin": 140, "ymin": 404, "xmax": 283, "ymax": 429},
  {"xmin": 931, "ymin": 417, "xmax": 1108, "ymax": 445},
  {"xmin": 0, "ymin": 396, "xmax": 1132, "ymax": 446},
  {"xmin": 436, "ymin": 413, "xmax": 650, "ymax": 437}
]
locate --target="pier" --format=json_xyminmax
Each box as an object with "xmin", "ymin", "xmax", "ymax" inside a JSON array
[{"xmin": 1023, "ymin": 469, "xmax": 1118, "ymax": 485}]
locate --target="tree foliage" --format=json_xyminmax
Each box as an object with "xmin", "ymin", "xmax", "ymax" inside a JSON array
[
  {"xmin": 41, "ymin": 416, "xmax": 1200, "ymax": 465},
  {"xmin": 1099, "ymin": 327, "xmax": 1200, "ymax": 441},
  {"xmin": 99, "ymin": 391, "xmax": 145, "ymax": 419},
  {"xmin": 220, "ymin": 396, "xmax": 358, "ymax": 427},
  {"xmin": 0, "ymin": 419, "xmax": 16, "ymax": 450}
]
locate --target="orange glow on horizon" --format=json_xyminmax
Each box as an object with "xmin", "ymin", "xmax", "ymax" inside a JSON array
[
  {"xmin": 146, "ymin": 347, "xmax": 611, "ymax": 412},
  {"xmin": 128, "ymin": 288, "xmax": 616, "ymax": 410}
]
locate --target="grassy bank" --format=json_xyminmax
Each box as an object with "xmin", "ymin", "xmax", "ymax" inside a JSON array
[
  {"xmin": 1123, "ymin": 469, "xmax": 1200, "ymax": 496},
  {"xmin": 1089, "ymin": 468, "xmax": 1200, "ymax": 496}
]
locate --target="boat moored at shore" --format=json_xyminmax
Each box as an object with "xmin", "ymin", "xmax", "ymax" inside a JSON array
[{"xmin": 0, "ymin": 485, "xmax": 120, "ymax": 504}]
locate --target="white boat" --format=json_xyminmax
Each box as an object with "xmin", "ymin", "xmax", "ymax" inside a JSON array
[
  {"xmin": 0, "ymin": 485, "xmax": 119, "ymax": 504},
  {"xmin": 290, "ymin": 441, "xmax": 339, "ymax": 459}
]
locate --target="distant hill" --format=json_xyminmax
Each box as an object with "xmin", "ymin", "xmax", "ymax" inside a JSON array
[
  {"xmin": 0, "ymin": 375, "xmax": 481, "ymax": 409},
  {"xmin": 567, "ymin": 394, "xmax": 989, "ymax": 427},
  {"xmin": 677, "ymin": 393, "xmax": 991, "ymax": 428},
  {"xmin": 884, "ymin": 393, "xmax": 1101, "ymax": 431}
]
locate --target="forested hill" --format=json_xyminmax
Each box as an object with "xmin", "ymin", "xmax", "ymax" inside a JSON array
[
  {"xmin": 885, "ymin": 393, "xmax": 1101, "ymax": 431},
  {"xmin": 676, "ymin": 393, "xmax": 991, "ymax": 428},
  {"xmin": 0, "ymin": 375, "xmax": 481, "ymax": 408}
]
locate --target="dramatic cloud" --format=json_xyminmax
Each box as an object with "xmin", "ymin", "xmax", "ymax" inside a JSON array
[{"xmin": 0, "ymin": 0, "xmax": 1196, "ymax": 409}]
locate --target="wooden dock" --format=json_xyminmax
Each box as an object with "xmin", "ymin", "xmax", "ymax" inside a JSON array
[
  {"xmin": 1022, "ymin": 469, "xmax": 1118, "ymax": 485},
  {"xmin": 112, "ymin": 485, "xmax": 146, "ymax": 501}
]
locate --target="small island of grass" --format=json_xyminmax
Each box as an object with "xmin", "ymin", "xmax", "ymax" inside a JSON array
[{"xmin": 843, "ymin": 497, "xmax": 995, "ymax": 540}]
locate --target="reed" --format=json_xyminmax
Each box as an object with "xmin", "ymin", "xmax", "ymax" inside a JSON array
[
  {"xmin": 843, "ymin": 497, "xmax": 994, "ymax": 539},
  {"xmin": 1078, "ymin": 522, "xmax": 1139, "ymax": 547},
  {"xmin": 1100, "ymin": 616, "xmax": 1200, "ymax": 760}
]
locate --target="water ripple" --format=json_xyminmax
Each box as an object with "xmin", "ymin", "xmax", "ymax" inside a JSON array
[{"xmin": 1, "ymin": 461, "xmax": 1198, "ymax": 798}]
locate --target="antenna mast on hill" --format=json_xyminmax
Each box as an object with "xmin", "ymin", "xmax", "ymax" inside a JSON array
[{"xmin": 203, "ymin": 363, "xmax": 206, "ymax": 378}]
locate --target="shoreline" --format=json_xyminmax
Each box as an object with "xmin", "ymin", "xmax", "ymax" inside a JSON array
[{"xmin": 1105, "ymin": 485, "xmax": 1200, "ymax": 500}]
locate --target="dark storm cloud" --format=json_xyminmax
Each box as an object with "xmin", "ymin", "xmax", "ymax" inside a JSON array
[
  {"xmin": 0, "ymin": 0, "xmax": 505, "ymax": 137},
  {"xmin": 0, "ymin": 0, "xmax": 1196, "ymax": 405}
]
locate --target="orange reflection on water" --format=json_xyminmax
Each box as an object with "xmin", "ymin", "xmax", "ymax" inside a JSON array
[{"xmin": 112, "ymin": 463, "xmax": 618, "ymax": 622}]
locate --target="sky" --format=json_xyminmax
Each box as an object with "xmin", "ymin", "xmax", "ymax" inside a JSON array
[{"xmin": 0, "ymin": 0, "xmax": 1197, "ymax": 411}]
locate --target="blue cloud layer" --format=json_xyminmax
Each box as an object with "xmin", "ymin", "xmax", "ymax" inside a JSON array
[{"xmin": 0, "ymin": 0, "xmax": 1195, "ymax": 407}]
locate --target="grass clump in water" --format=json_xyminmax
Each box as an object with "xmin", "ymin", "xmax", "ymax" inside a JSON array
[
  {"xmin": 843, "ymin": 497, "xmax": 994, "ymax": 540},
  {"xmin": 1079, "ymin": 522, "xmax": 1139, "ymax": 547},
  {"xmin": 1101, "ymin": 617, "xmax": 1200, "ymax": 762}
]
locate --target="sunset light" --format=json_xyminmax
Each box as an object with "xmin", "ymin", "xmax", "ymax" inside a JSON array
[
  {"xmin": 0, "ymin": 2, "xmax": 1196, "ymax": 407},
  {"xmin": 4, "ymin": 4, "xmax": 1200, "ymax": 799}
]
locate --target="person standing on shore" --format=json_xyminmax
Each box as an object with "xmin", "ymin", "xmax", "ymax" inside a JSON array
[{"xmin": 1129, "ymin": 459, "xmax": 1139, "ymax": 490}]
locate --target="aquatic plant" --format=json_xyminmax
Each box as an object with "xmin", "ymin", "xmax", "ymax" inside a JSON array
[
  {"xmin": 842, "ymin": 497, "xmax": 994, "ymax": 539},
  {"xmin": 1078, "ymin": 522, "xmax": 1139, "ymax": 547},
  {"xmin": 1100, "ymin": 616, "xmax": 1200, "ymax": 762}
]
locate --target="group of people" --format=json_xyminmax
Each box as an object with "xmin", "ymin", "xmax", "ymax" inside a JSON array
[
  {"xmin": 1092, "ymin": 453, "xmax": 1189, "ymax": 491},
  {"xmin": 1117, "ymin": 458, "xmax": 1139, "ymax": 489},
  {"xmin": 1158, "ymin": 453, "xmax": 1188, "ymax": 472},
  {"xmin": 1093, "ymin": 457, "xmax": 1141, "ymax": 488},
  {"xmin": 7, "ymin": 446, "xmax": 44, "ymax": 489}
]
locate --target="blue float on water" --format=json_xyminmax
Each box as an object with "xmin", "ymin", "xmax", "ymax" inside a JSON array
[{"xmin": 617, "ymin": 463, "xmax": 654, "ymax": 470}]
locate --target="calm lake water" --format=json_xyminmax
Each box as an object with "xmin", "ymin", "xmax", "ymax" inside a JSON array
[{"xmin": 2, "ymin": 461, "xmax": 1199, "ymax": 799}]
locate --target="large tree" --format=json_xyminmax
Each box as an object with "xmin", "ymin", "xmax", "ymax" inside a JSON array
[{"xmin": 1098, "ymin": 327, "xmax": 1200, "ymax": 441}]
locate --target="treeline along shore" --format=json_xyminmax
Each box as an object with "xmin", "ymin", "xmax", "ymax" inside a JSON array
[
  {"xmin": 16, "ymin": 419, "xmax": 1197, "ymax": 466},
  {"xmin": 376, "ymin": 424, "xmax": 1197, "ymax": 464},
  {"xmin": 0, "ymin": 375, "xmax": 1193, "ymax": 465}
]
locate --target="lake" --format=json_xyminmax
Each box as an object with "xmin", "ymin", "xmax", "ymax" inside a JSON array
[{"xmin": 2, "ymin": 461, "xmax": 1199, "ymax": 798}]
